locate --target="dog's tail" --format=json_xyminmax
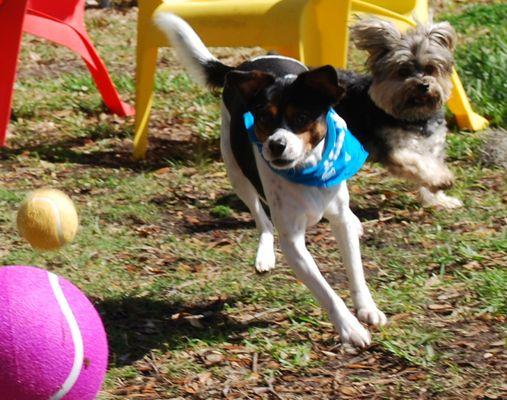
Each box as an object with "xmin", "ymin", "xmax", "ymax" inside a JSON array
[{"xmin": 154, "ymin": 12, "xmax": 233, "ymax": 88}]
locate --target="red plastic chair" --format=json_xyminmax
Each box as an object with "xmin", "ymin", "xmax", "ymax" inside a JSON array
[{"xmin": 0, "ymin": 0, "xmax": 134, "ymax": 146}]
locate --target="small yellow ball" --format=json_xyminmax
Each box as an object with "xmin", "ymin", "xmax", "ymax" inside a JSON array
[{"xmin": 17, "ymin": 188, "xmax": 79, "ymax": 251}]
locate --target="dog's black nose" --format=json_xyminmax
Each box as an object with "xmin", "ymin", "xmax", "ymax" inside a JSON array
[
  {"xmin": 269, "ymin": 138, "xmax": 286, "ymax": 158},
  {"xmin": 418, "ymin": 82, "xmax": 430, "ymax": 92}
]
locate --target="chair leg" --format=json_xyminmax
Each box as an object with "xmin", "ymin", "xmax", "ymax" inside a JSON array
[
  {"xmin": 79, "ymin": 42, "xmax": 135, "ymax": 117},
  {"xmin": 0, "ymin": 46, "xmax": 20, "ymax": 147},
  {"xmin": 133, "ymin": 45, "xmax": 158, "ymax": 159},
  {"xmin": 300, "ymin": 0, "xmax": 351, "ymax": 67},
  {"xmin": 447, "ymin": 70, "xmax": 489, "ymax": 131},
  {"xmin": 23, "ymin": 13, "xmax": 134, "ymax": 117},
  {"xmin": 78, "ymin": 33, "xmax": 135, "ymax": 117},
  {"xmin": 0, "ymin": 0, "xmax": 29, "ymax": 146}
]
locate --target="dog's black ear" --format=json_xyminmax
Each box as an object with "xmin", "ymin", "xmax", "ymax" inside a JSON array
[
  {"xmin": 225, "ymin": 70, "xmax": 276, "ymax": 105},
  {"xmin": 294, "ymin": 65, "xmax": 345, "ymax": 105}
]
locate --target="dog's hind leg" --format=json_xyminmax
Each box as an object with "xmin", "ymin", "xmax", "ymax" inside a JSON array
[
  {"xmin": 325, "ymin": 182, "xmax": 387, "ymax": 327},
  {"xmin": 220, "ymin": 104, "xmax": 276, "ymax": 273},
  {"xmin": 388, "ymin": 149, "xmax": 455, "ymax": 191}
]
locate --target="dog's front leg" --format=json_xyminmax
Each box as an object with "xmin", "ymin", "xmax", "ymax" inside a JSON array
[
  {"xmin": 277, "ymin": 216, "xmax": 371, "ymax": 348},
  {"xmin": 387, "ymin": 150, "xmax": 462, "ymax": 208},
  {"xmin": 325, "ymin": 183, "xmax": 387, "ymax": 327}
]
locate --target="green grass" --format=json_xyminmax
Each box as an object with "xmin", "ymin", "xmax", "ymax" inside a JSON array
[
  {"xmin": 0, "ymin": 3, "xmax": 505, "ymax": 399},
  {"xmin": 461, "ymin": 267, "xmax": 507, "ymax": 315},
  {"xmin": 442, "ymin": 3, "xmax": 507, "ymax": 126}
]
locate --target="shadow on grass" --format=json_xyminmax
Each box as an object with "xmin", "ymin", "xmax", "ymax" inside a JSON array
[
  {"xmin": 0, "ymin": 132, "xmax": 220, "ymax": 172},
  {"xmin": 183, "ymin": 217, "xmax": 255, "ymax": 233},
  {"xmin": 350, "ymin": 206, "xmax": 380, "ymax": 222},
  {"xmin": 179, "ymin": 198, "xmax": 383, "ymax": 234},
  {"xmin": 97, "ymin": 296, "xmax": 269, "ymax": 367},
  {"xmin": 214, "ymin": 193, "xmax": 250, "ymax": 213},
  {"xmin": 181, "ymin": 198, "xmax": 255, "ymax": 233}
]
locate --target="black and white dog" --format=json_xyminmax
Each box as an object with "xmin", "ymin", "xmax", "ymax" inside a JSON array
[
  {"xmin": 335, "ymin": 18, "xmax": 462, "ymax": 209},
  {"xmin": 155, "ymin": 13, "xmax": 386, "ymax": 348}
]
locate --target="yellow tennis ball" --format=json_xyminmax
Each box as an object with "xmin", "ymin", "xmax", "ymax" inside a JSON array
[{"xmin": 17, "ymin": 188, "xmax": 79, "ymax": 251}]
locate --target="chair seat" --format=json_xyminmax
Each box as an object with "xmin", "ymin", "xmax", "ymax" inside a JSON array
[
  {"xmin": 361, "ymin": 0, "xmax": 421, "ymax": 15},
  {"xmin": 152, "ymin": 0, "xmax": 306, "ymax": 49}
]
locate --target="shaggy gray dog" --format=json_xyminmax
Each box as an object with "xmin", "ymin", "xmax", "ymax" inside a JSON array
[{"xmin": 335, "ymin": 18, "xmax": 462, "ymax": 208}]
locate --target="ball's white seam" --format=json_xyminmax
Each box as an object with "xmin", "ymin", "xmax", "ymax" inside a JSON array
[
  {"xmin": 48, "ymin": 272, "xmax": 84, "ymax": 400},
  {"xmin": 32, "ymin": 196, "xmax": 65, "ymax": 246}
]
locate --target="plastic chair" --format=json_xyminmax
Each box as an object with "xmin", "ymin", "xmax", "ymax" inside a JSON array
[
  {"xmin": 0, "ymin": 0, "xmax": 134, "ymax": 146},
  {"xmin": 133, "ymin": 0, "xmax": 487, "ymax": 159}
]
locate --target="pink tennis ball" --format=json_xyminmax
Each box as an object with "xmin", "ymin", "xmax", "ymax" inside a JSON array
[{"xmin": 0, "ymin": 266, "xmax": 108, "ymax": 400}]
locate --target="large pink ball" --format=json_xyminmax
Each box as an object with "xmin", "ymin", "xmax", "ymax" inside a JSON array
[{"xmin": 0, "ymin": 266, "xmax": 108, "ymax": 400}]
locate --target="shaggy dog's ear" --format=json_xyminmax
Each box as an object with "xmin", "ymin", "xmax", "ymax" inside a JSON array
[
  {"xmin": 427, "ymin": 21, "xmax": 456, "ymax": 51},
  {"xmin": 351, "ymin": 18, "xmax": 401, "ymax": 58}
]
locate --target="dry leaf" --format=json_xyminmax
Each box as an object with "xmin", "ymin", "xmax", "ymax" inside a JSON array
[
  {"xmin": 204, "ymin": 352, "xmax": 224, "ymax": 366},
  {"xmin": 339, "ymin": 386, "xmax": 358, "ymax": 396}
]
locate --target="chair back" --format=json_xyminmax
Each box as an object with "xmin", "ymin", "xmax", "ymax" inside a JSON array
[
  {"xmin": 27, "ymin": 0, "xmax": 84, "ymax": 24},
  {"xmin": 364, "ymin": 0, "xmax": 419, "ymax": 16}
]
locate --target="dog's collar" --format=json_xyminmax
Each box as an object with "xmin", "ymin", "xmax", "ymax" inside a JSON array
[{"xmin": 243, "ymin": 109, "xmax": 368, "ymax": 188}]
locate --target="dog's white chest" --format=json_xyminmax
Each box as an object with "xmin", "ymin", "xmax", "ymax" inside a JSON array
[{"xmin": 255, "ymin": 150, "xmax": 337, "ymax": 227}]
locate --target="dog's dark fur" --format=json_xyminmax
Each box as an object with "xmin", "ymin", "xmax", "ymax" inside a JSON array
[{"xmin": 334, "ymin": 19, "xmax": 462, "ymax": 208}]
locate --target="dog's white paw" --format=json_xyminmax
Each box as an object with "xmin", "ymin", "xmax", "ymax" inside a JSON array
[
  {"xmin": 255, "ymin": 245, "xmax": 276, "ymax": 273},
  {"xmin": 330, "ymin": 311, "xmax": 371, "ymax": 348},
  {"xmin": 340, "ymin": 317, "xmax": 371, "ymax": 348},
  {"xmin": 357, "ymin": 306, "xmax": 387, "ymax": 327},
  {"xmin": 419, "ymin": 188, "xmax": 463, "ymax": 209},
  {"xmin": 435, "ymin": 194, "xmax": 463, "ymax": 209}
]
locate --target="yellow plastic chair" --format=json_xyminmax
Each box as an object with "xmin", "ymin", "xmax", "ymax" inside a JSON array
[{"xmin": 133, "ymin": 0, "xmax": 488, "ymax": 159}]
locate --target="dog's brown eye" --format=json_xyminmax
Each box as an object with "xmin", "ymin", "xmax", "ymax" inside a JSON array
[{"xmin": 424, "ymin": 65, "xmax": 437, "ymax": 75}]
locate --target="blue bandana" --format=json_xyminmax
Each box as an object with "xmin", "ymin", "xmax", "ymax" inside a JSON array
[{"xmin": 243, "ymin": 108, "xmax": 368, "ymax": 188}]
